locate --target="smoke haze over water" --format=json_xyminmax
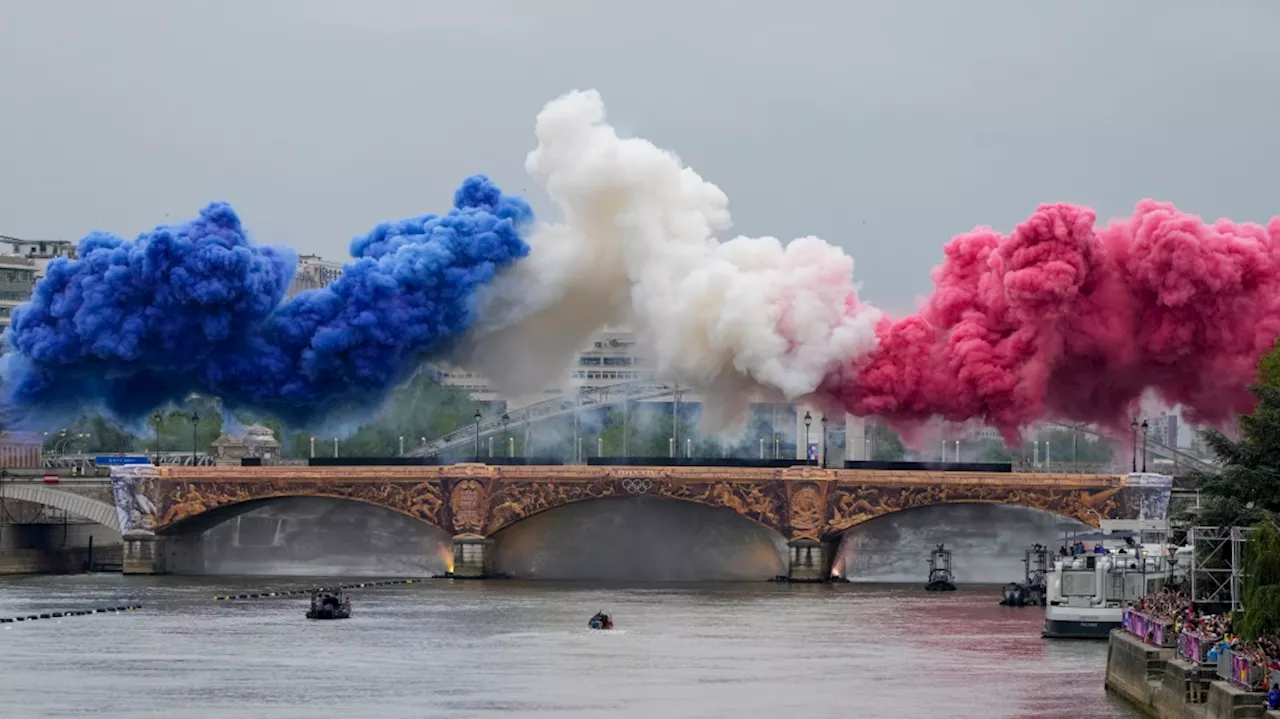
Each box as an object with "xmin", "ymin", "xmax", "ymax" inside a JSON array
[{"xmin": 836, "ymin": 504, "xmax": 1088, "ymax": 584}]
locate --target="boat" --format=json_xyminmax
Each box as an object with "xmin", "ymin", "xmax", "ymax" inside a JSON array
[
  {"xmin": 1000, "ymin": 544, "xmax": 1049, "ymax": 607},
  {"xmin": 924, "ymin": 544, "xmax": 957, "ymax": 591},
  {"xmin": 1042, "ymin": 520, "xmax": 1188, "ymax": 639},
  {"xmin": 306, "ymin": 589, "xmax": 352, "ymax": 620},
  {"xmin": 588, "ymin": 611, "xmax": 613, "ymax": 630}
]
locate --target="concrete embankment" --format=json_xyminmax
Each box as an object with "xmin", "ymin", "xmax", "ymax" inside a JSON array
[{"xmin": 1105, "ymin": 629, "xmax": 1273, "ymax": 719}]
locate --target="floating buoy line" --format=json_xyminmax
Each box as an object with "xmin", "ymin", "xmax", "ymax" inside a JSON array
[
  {"xmin": 213, "ymin": 578, "xmax": 419, "ymax": 601},
  {"xmin": 0, "ymin": 578, "xmax": 421, "ymax": 624},
  {"xmin": 0, "ymin": 604, "xmax": 141, "ymax": 623}
]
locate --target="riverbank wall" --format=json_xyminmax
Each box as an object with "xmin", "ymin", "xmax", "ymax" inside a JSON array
[{"xmin": 1105, "ymin": 629, "xmax": 1273, "ymax": 719}]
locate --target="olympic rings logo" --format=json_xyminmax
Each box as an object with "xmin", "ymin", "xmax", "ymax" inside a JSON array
[{"xmin": 620, "ymin": 478, "xmax": 653, "ymax": 494}]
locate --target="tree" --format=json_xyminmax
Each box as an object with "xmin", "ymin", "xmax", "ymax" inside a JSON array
[
  {"xmin": 868, "ymin": 421, "xmax": 906, "ymax": 461},
  {"xmin": 1239, "ymin": 520, "xmax": 1280, "ymax": 640},
  {"xmin": 1192, "ymin": 383, "xmax": 1280, "ymax": 527}
]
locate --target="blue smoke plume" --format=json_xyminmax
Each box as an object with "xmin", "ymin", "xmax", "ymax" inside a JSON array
[{"xmin": 2, "ymin": 175, "xmax": 531, "ymax": 426}]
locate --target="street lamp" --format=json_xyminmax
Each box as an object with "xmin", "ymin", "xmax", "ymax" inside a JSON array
[
  {"xmin": 473, "ymin": 409, "xmax": 482, "ymax": 463},
  {"xmin": 803, "ymin": 411, "xmax": 812, "ymax": 466},
  {"xmin": 820, "ymin": 415, "xmax": 828, "ymax": 468},
  {"xmin": 189, "ymin": 412, "xmax": 199, "ymax": 466},
  {"xmin": 1141, "ymin": 419, "xmax": 1149, "ymax": 473},
  {"xmin": 398, "ymin": 435, "xmax": 405, "ymax": 456},
  {"xmin": 151, "ymin": 412, "xmax": 163, "ymax": 463},
  {"xmin": 1129, "ymin": 418, "xmax": 1139, "ymax": 473},
  {"xmin": 501, "ymin": 413, "xmax": 510, "ymax": 459}
]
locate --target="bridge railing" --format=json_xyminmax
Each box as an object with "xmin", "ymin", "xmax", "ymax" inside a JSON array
[
  {"xmin": 407, "ymin": 378, "xmax": 1220, "ymax": 475},
  {"xmin": 42, "ymin": 452, "xmax": 215, "ymax": 471}
]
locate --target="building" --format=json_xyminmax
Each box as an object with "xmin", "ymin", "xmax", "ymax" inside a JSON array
[
  {"xmin": 0, "ymin": 236, "xmax": 76, "ymax": 330},
  {"xmin": 211, "ymin": 425, "xmax": 282, "ymax": 466},
  {"xmin": 0, "ymin": 431, "xmax": 43, "ymax": 468},
  {"xmin": 287, "ymin": 254, "xmax": 344, "ymax": 298},
  {"xmin": 1148, "ymin": 412, "xmax": 1179, "ymax": 449},
  {"xmin": 0, "ymin": 254, "xmax": 37, "ymax": 330},
  {"xmin": 438, "ymin": 328, "xmax": 657, "ymax": 409}
]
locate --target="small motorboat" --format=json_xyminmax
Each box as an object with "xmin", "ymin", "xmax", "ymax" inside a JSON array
[
  {"xmin": 924, "ymin": 544, "xmax": 957, "ymax": 592},
  {"xmin": 306, "ymin": 589, "xmax": 352, "ymax": 620},
  {"xmin": 588, "ymin": 611, "xmax": 613, "ymax": 630}
]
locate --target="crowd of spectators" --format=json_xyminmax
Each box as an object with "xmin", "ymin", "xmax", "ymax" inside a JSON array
[{"xmin": 1129, "ymin": 588, "xmax": 1280, "ymax": 704}]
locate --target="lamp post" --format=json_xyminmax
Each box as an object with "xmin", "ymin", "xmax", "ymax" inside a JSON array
[
  {"xmin": 189, "ymin": 412, "xmax": 199, "ymax": 466},
  {"xmin": 1141, "ymin": 419, "xmax": 1149, "ymax": 473},
  {"xmin": 473, "ymin": 409, "xmax": 482, "ymax": 463},
  {"xmin": 1130, "ymin": 418, "xmax": 1139, "ymax": 473},
  {"xmin": 310, "ymin": 436, "xmax": 315, "ymax": 459},
  {"xmin": 501, "ymin": 413, "xmax": 510, "ymax": 458},
  {"xmin": 820, "ymin": 415, "xmax": 828, "ymax": 468},
  {"xmin": 803, "ymin": 411, "xmax": 813, "ymax": 466},
  {"xmin": 333, "ymin": 438, "xmax": 338, "ymax": 458},
  {"xmin": 398, "ymin": 435, "xmax": 404, "ymax": 456},
  {"xmin": 954, "ymin": 440, "xmax": 960, "ymax": 462},
  {"xmin": 151, "ymin": 412, "xmax": 163, "ymax": 463}
]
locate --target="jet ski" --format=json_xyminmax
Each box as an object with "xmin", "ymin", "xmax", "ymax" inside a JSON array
[{"xmin": 588, "ymin": 611, "xmax": 613, "ymax": 630}]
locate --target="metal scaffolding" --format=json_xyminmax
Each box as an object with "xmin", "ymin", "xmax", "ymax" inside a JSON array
[{"xmin": 1190, "ymin": 526, "xmax": 1253, "ymax": 613}]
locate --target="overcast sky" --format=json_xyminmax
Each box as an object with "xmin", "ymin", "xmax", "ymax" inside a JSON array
[{"xmin": 2, "ymin": 0, "xmax": 1278, "ymax": 313}]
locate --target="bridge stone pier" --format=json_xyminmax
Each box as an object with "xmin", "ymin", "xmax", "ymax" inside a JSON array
[{"xmin": 109, "ymin": 464, "xmax": 1172, "ymax": 580}]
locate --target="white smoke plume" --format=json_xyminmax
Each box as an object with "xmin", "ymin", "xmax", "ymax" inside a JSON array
[{"xmin": 460, "ymin": 90, "xmax": 881, "ymax": 424}]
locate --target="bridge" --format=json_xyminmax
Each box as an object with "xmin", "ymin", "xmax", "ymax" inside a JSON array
[
  {"xmin": 111, "ymin": 463, "xmax": 1172, "ymax": 581},
  {"xmin": 0, "ymin": 479, "xmax": 119, "ymax": 531},
  {"xmin": 402, "ymin": 378, "xmax": 1218, "ymax": 475}
]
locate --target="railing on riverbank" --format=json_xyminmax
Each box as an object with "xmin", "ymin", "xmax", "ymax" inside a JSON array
[
  {"xmin": 1216, "ymin": 647, "xmax": 1268, "ymax": 691},
  {"xmin": 1176, "ymin": 630, "xmax": 1212, "ymax": 663},
  {"xmin": 1121, "ymin": 609, "xmax": 1176, "ymax": 648}
]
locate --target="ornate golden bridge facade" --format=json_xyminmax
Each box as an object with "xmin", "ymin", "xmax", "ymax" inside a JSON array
[{"xmin": 112, "ymin": 463, "xmax": 1162, "ymax": 580}]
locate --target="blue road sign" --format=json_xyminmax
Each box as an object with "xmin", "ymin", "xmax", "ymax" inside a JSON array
[{"xmin": 94, "ymin": 455, "xmax": 149, "ymax": 466}]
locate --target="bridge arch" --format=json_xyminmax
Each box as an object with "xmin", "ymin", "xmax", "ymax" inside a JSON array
[
  {"xmin": 0, "ymin": 484, "xmax": 120, "ymax": 531},
  {"xmin": 819, "ymin": 479, "xmax": 1124, "ymax": 541},
  {"xmin": 487, "ymin": 490, "xmax": 789, "ymax": 542},
  {"xmin": 158, "ymin": 492, "xmax": 449, "ymax": 536},
  {"xmin": 488, "ymin": 493, "xmax": 789, "ymax": 581}
]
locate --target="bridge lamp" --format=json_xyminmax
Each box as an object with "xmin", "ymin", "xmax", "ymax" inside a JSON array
[
  {"xmin": 473, "ymin": 410, "xmax": 482, "ymax": 463},
  {"xmin": 151, "ymin": 412, "xmax": 164, "ymax": 462},
  {"xmin": 803, "ymin": 411, "xmax": 812, "ymax": 465},
  {"xmin": 820, "ymin": 415, "xmax": 828, "ymax": 468},
  {"xmin": 501, "ymin": 413, "xmax": 510, "ymax": 459},
  {"xmin": 1129, "ymin": 418, "xmax": 1139, "ymax": 473},
  {"xmin": 189, "ymin": 412, "xmax": 199, "ymax": 466},
  {"xmin": 399, "ymin": 435, "xmax": 405, "ymax": 456},
  {"xmin": 1140, "ymin": 420, "xmax": 1149, "ymax": 473}
]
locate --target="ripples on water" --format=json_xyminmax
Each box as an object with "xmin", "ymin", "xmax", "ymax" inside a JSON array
[{"xmin": 0, "ymin": 576, "xmax": 1140, "ymax": 719}]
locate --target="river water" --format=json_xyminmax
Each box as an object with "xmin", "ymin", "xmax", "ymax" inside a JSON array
[{"xmin": 0, "ymin": 575, "xmax": 1140, "ymax": 719}]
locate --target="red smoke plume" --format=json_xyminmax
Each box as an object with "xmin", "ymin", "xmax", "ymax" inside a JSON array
[{"xmin": 821, "ymin": 201, "xmax": 1280, "ymax": 441}]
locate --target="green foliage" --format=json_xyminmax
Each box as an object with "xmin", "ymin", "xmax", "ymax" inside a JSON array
[
  {"xmin": 1194, "ymin": 383, "xmax": 1280, "ymax": 527},
  {"xmin": 1258, "ymin": 338, "xmax": 1280, "ymax": 389},
  {"xmin": 1239, "ymin": 520, "xmax": 1280, "ymax": 640},
  {"xmin": 868, "ymin": 421, "xmax": 906, "ymax": 461}
]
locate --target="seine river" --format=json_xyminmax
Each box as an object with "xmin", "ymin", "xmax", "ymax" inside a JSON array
[{"xmin": 0, "ymin": 576, "xmax": 1140, "ymax": 719}]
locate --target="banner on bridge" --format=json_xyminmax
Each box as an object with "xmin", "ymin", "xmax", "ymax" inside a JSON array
[{"xmin": 95, "ymin": 455, "xmax": 149, "ymax": 466}]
